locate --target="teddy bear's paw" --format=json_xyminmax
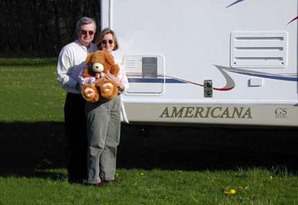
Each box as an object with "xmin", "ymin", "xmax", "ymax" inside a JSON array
[
  {"xmin": 81, "ymin": 85, "xmax": 100, "ymax": 103},
  {"xmin": 100, "ymin": 82, "xmax": 118, "ymax": 100}
]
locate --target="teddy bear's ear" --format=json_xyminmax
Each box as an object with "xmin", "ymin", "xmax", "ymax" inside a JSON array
[
  {"xmin": 86, "ymin": 53, "xmax": 94, "ymax": 64},
  {"xmin": 110, "ymin": 64, "xmax": 120, "ymax": 75},
  {"xmin": 104, "ymin": 51, "xmax": 116, "ymax": 66}
]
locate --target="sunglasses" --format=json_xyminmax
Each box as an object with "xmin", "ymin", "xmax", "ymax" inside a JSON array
[
  {"xmin": 101, "ymin": 39, "xmax": 114, "ymax": 45},
  {"xmin": 81, "ymin": 30, "xmax": 95, "ymax": 36}
]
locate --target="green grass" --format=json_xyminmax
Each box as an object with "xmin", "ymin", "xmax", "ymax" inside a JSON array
[
  {"xmin": 0, "ymin": 57, "xmax": 64, "ymax": 122},
  {"xmin": 0, "ymin": 58, "xmax": 298, "ymax": 204},
  {"xmin": 1, "ymin": 168, "xmax": 298, "ymax": 205}
]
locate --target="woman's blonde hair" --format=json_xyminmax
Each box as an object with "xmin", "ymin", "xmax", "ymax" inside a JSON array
[{"xmin": 95, "ymin": 28, "xmax": 119, "ymax": 51}]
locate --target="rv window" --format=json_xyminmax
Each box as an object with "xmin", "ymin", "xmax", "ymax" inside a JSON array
[{"xmin": 142, "ymin": 57, "xmax": 157, "ymax": 78}]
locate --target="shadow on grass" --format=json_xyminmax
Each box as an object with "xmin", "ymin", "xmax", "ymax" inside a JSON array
[
  {"xmin": 0, "ymin": 122, "xmax": 66, "ymax": 180},
  {"xmin": 0, "ymin": 122, "xmax": 298, "ymax": 179},
  {"xmin": 119, "ymin": 124, "xmax": 298, "ymax": 174}
]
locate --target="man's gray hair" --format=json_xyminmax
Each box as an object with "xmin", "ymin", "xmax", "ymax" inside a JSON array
[{"xmin": 76, "ymin": 17, "xmax": 96, "ymax": 37}]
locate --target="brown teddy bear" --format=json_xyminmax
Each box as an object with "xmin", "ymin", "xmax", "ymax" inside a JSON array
[{"xmin": 81, "ymin": 50, "xmax": 120, "ymax": 103}]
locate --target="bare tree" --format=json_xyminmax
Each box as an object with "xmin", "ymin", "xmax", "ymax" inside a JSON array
[{"xmin": 0, "ymin": 0, "xmax": 101, "ymax": 57}]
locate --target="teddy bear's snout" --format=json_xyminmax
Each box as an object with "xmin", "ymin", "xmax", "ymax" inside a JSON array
[{"xmin": 92, "ymin": 63, "xmax": 104, "ymax": 73}]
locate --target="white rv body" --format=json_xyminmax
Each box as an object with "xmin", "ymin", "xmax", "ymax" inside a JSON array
[{"xmin": 101, "ymin": 0, "xmax": 298, "ymax": 127}]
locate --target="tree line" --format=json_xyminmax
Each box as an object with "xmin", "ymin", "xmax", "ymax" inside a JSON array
[{"xmin": 0, "ymin": 0, "xmax": 101, "ymax": 57}]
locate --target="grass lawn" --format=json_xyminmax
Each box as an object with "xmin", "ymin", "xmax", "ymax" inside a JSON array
[
  {"xmin": 0, "ymin": 58, "xmax": 298, "ymax": 204},
  {"xmin": 1, "ymin": 168, "xmax": 298, "ymax": 204},
  {"xmin": 0, "ymin": 57, "xmax": 64, "ymax": 122}
]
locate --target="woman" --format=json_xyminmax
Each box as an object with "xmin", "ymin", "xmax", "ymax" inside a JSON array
[{"xmin": 81, "ymin": 28, "xmax": 129, "ymax": 186}]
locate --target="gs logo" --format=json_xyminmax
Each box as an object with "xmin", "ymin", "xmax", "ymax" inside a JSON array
[{"xmin": 275, "ymin": 108, "xmax": 287, "ymax": 118}]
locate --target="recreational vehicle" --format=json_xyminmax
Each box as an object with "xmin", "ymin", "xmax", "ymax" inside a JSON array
[{"xmin": 101, "ymin": 0, "xmax": 298, "ymax": 127}]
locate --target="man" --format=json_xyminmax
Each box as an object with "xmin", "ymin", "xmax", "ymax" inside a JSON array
[{"xmin": 57, "ymin": 17, "xmax": 97, "ymax": 184}]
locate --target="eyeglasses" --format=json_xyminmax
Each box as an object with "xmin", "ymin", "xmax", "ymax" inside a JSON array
[
  {"xmin": 81, "ymin": 30, "xmax": 95, "ymax": 36},
  {"xmin": 101, "ymin": 39, "xmax": 114, "ymax": 45}
]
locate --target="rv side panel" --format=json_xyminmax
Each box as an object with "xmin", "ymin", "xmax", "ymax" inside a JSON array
[{"xmin": 101, "ymin": 0, "xmax": 298, "ymax": 127}]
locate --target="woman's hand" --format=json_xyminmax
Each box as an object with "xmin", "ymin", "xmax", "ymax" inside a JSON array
[
  {"xmin": 105, "ymin": 72, "xmax": 124, "ymax": 92},
  {"xmin": 95, "ymin": 72, "xmax": 106, "ymax": 79}
]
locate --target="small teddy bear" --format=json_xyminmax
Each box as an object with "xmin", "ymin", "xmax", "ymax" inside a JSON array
[{"xmin": 81, "ymin": 50, "xmax": 120, "ymax": 103}]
